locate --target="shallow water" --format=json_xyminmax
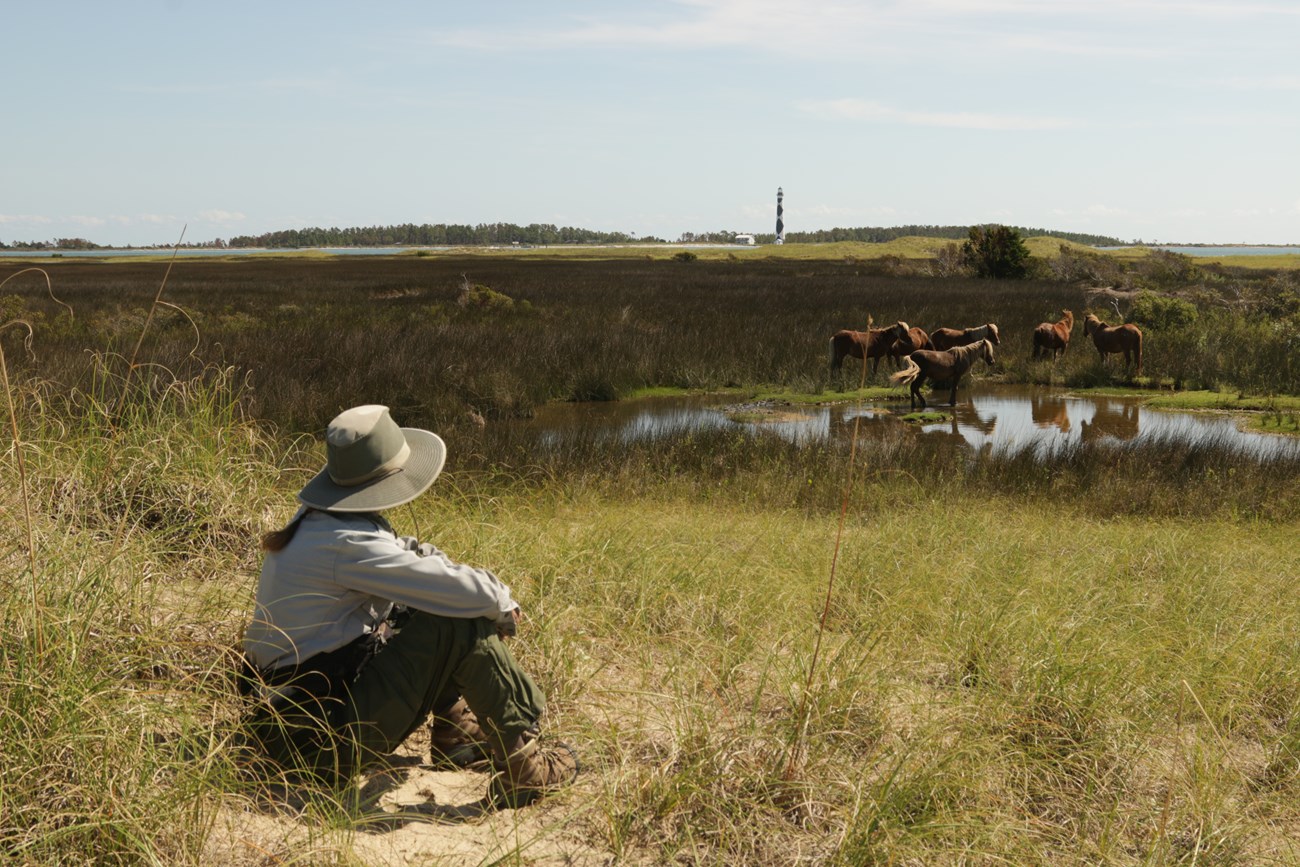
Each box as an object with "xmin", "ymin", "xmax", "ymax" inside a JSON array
[{"xmin": 522, "ymin": 385, "xmax": 1300, "ymax": 462}]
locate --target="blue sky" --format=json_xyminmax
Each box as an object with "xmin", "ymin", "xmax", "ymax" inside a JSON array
[{"xmin": 3, "ymin": 0, "xmax": 1298, "ymax": 246}]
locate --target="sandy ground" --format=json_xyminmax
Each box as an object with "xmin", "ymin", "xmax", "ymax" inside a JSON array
[{"xmin": 206, "ymin": 726, "xmax": 612, "ymax": 866}]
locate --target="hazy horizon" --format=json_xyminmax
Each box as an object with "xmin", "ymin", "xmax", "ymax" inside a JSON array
[{"xmin": 4, "ymin": 2, "xmax": 1298, "ymax": 248}]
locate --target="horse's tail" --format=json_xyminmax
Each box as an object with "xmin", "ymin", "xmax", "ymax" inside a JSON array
[
  {"xmin": 1135, "ymin": 329, "xmax": 1143, "ymax": 375},
  {"xmin": 891, "ymin": 356, "xmax": 920, "ymax": 386}
]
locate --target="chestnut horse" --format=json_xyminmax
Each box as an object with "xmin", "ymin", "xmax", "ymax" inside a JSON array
[
  {"xmin": 1032, "ymin": 309, "xmax": 1074, "ymax": 361},
  {"xmin": 1083, "ymin": 313, "xmax": 1143, "ymax": 374},
  {"xmin": 890, "ymin": 339, "xmax": 996, "ymax": 409},
  {"xmin": 930, "ymin": 322, "xmax": 1000, "ymax": 352},
  {"xmin": 886, "ymin": 326, "xmax": 934, "ymax": 369},
  {"xmin": 829, "ymin": 321, "xmax": 910, "ymax": 381}
]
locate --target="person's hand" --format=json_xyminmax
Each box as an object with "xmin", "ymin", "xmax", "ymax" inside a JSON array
[{"xmin": 497, "ymin": 607, "xmax": 522, "ymax": 639}]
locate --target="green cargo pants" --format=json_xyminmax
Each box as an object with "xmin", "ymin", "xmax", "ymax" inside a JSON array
[{"xmin": 245, "ymin": 610, "xmax": 545, "ymax": 787}]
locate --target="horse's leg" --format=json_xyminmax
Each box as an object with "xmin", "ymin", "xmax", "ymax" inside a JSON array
[
  {"xmin": 912, "ymin": 376, "xmax": 926, "ymax": 409},
  {"xmin": 949, "ymin": 378, "xmax": 959, "ymax": 406}
]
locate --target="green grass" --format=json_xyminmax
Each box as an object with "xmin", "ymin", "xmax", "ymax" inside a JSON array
[
  {"xmin": 900, "ymin": 410, "xmax": 948, "ymax": 423},
  {"xmin": 1252, "ymin": 411, "xmax": 1300, "ymax": 435},
  {"xmin": 1177, "ymin": 253, "xmax": 1300, "ymax": 270},
  {"xmin": 1071, "ymin": 387, "xmax": 1300, "ymax": 414},
  {"xmin": 1145, "ymin": 390, "xmax": 1300, "ymax": 412}
]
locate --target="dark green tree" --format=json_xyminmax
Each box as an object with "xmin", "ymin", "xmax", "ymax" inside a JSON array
[{"xmin": 960, "ymin": 224, "xmax": 1031, "ymax": 279}]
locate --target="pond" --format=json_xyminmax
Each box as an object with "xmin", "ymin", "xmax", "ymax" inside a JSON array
[{"xmin": 521, "ymin": 386, "xmax": 1300, "ymax": 462}]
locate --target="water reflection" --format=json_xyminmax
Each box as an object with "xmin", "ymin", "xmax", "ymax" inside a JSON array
[
  {"xmin": 1079, "ymin": 399, "xmax": 1139, "ymax": 444},
  {"xmin": 1030, "ymin": 393, "xmax": 1071, "ymax": 433},
  {"xmin": 918, "ymin": 387, "xmax": 1300, "ymax": 460},
  {"xmin": 522, "ymin": 386, "xmax": 1300, "ymax": 462}
]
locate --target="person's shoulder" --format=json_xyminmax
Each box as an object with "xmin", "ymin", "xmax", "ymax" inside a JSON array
[
  {"xmin": 315, "ymin": 510, "xmax": 399, "ymax": 545},
  {"xmin": 301, "ymin": 510, "xmax": 387, "ymax": 536}
]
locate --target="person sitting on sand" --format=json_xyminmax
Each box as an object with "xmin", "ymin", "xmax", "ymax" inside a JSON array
[{"xmin": 239, "ymin": 404, "xmax": 577, "ymax": 808}]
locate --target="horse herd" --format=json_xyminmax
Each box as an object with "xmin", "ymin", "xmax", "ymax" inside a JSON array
[{"xmin": 829, "ymin": 311, "xmax": 1143, "ymax": 409}]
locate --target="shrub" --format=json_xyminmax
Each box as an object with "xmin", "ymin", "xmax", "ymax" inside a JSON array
[
  {"xmin": 1133, "ymin": 249, "xmax": 1200, "ymax": 290},
  {"xmin": 1128, "ymin": 291, "xmax": 1199, "ymax": 331},
  {"xmin": 960, "ymin": 225, "xmax": 1030, "ymax": 279}
]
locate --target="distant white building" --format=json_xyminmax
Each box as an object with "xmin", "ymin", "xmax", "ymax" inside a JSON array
[{"xmin": 734, "ymin": 234, "xmax": 756, "ymax": 246}]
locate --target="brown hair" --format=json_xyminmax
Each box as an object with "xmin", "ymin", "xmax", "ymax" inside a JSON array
[{"xmin": 260, "ymin": 509, "xmax": 313, "ymax": 552}]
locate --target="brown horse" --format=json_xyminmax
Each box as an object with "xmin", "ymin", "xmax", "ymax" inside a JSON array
[
  {"xmin": 886, "ymin": 326, "xmax": 933, "ymax": 369},
  {"xmin": 890, "ymin": 339, "xmax": 996, "ymax": 409},
  {"xmin": 1032, "ymin": 309, "xmax": 1074, "ymax": 361},
  {"xmin": 930, "ymin": 322, "xmax": 1000, "ymax": 352},
  {"xmin": 829, "ymin": 321, "xmax": 910, "ymax": 381},
  {"xmin": 1083, "ymin": 313, "xmax": 1143, "ymax": 374}
]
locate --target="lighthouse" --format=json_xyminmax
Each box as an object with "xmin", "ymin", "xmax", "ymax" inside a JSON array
[{"xmin": 775, "ymin": 187, "xmax": 785, "ymax": 245}]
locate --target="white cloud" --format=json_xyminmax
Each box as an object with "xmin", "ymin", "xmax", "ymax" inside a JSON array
[
  {"xmin": 0, "ymin": 214, "xmax": 52, "ymax": 225},
  {"xmin": 197, "ymin": 209, "xmax": 247, "ymax": 223},
  {"xmin": 69, "ymin": 215, "xmax": 107, "ymax": 227},
  {"xmin": 801, "ymin": 98, "xmax": 1078, "ymax": 131},
  {"xmin": 416, "ymin": 0, "xmax": 1300, "ymax": 60}
]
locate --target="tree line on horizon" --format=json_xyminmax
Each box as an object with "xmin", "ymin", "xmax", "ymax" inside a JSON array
[{"xmin": 1, "ymin": 222, "xmax": 1126, "ymax": 250}]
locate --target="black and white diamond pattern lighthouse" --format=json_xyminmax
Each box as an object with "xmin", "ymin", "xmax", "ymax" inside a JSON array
[{"xmin": 775, "ymin": 187, "xmax": 785, "ymax": 245}]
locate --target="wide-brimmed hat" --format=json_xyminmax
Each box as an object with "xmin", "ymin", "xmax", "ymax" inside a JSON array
[{"xmin": 298, "ymin": 405, "xmax": 446, "ymax": 512}]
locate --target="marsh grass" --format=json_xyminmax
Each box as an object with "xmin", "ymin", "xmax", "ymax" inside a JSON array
[
  {"xmin": 4, "ymin": 255, "xmax": 1300, "ymax": 863},
  {"xmin": 8, "ymin": 255, "xmax": 1299, "ymax": 436},
  {"xmin": 1255, "ymin": 411, "xmax": 1300, "ymax": 434},
  {"xmin": 4, "ymin": 364, "xmax": 1300, "ymax": 862}
]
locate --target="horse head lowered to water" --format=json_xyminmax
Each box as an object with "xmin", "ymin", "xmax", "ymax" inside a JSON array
[
  {"xmin": 829, "ymin": 321, "xmax": 910, "ymax": 382},
  {"xmin": 886, "ymin": 326, "xmax": 934, "ymax": 369},
  {"xmin": 890, "ymin": 339, "xmax": 996, "ymax": 409}
]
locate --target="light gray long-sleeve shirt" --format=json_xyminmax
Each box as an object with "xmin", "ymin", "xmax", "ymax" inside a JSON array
[{"xmin": 243, "ymin": 508, "xmax": 518, "ymax": 670}]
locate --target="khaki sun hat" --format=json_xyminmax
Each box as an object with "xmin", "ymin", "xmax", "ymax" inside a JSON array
[{"xmin": 298, "ymin": 405, "xmax": 446, "ymax": 512}]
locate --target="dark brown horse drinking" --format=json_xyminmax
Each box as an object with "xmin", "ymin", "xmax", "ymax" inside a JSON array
[
  {"xmin": 1032, "ymin": 309, "xmax": 1074, "ymax": 361},
  {"xmin": 1083, "ymin": 313, "xmax": 1143, "ymax": 374},
  {"xmin": 890, "ymin": 339, "xmax": 996, "ymax": 409},
  {"xmin": 886, "ymin": 326, "xmax": 933, "ymax": 369},
  {"xmin": 930, "ymin": 322, "xmax": 1000, "ymax": 352},
  {"xmin": 829, "ymin": 321, "xmax": 910, "ymax": 382}
]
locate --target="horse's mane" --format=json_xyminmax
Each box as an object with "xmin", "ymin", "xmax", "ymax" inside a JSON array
[{"xmin": 947, "ymin": 339, "xmax": 989, "ymax": 362}]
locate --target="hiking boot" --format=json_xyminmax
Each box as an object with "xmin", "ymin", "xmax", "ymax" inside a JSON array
[
  {"xmin": 428, "ymin": 698, "xmax": 490, "ymax": 769},
  {"xmin": 487, "ymin": 723, "xmax": 579, "ymax": 809}
]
